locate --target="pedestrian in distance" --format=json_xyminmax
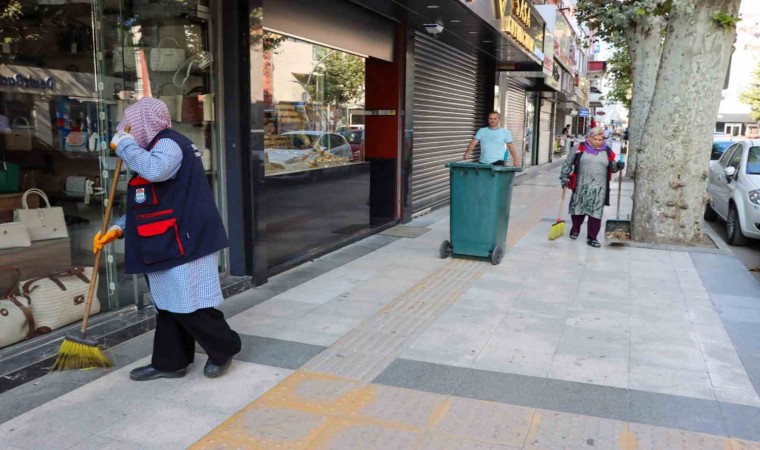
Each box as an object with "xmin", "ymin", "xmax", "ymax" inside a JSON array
[
  {"xmin": 463, "ymin": 111, "xmax": 520, "ymax": 167},
  {"xmin": 559, "ymin": 127, "xmax": 625, "ymax": 248},
  {"xmin": 94, "ymin": 97, "xmax": 241, "ymax": 381}
]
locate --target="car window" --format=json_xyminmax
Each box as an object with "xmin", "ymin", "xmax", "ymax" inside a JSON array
[
  {"xmin": 718, "ymin": 144, "xmax": 739, "ymax": 167},
  {"xmin": 711, "ymin": 141, "xmax": 733, "ymax": 160},
  {"xmin": 747, "ymin": 147, "xmax": 760, "ymax": 175},
  {"xmin": 318, "ymin": 134, "xmax": 330, "ymax": 150},
  {"xmin": 343, "ymin": 131, "xmax": 362, "ymax": 144},
  {"xmin": 728, "ymin": 145, "xmax": 743, "ymax": 170},
  {"xmin": 285, "ymin": 134, "xmax": 312, "ymax": 150},
  {"xmin": 329, "ymin": 134, "xmax": 345, "ymax": 148}
]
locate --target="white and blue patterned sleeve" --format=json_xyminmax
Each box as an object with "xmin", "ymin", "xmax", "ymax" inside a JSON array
[
  {"xmin": 115, "ymin": 137, "xmax": 182, "ymax": 182},
  {"xmin": 114, "ymin": 215, "xmax": 126, "ymax": 230}
]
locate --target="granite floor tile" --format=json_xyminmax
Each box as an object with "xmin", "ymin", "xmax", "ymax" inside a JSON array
[
  {"xmin": 629, "ymin": 365, "xmax": 714, "ymax": 400},
  {"xmin": 714, "ymin": 387, "xmax": 760, "ymax": 407},
  {"xmin": 630, "ymin": 342, "xmax": 707, "ymax": 373},
  {"xmin": 233, "ymin": 334, "xmax": 326, "ymax": 370},
  {"xmin": 720, "ymin": 402, "xmax": 760, "ymax": 442},
  {"xmin": 416, "ymin": 433, "xmax": 520, "ymax": 449},
  {"xmin": 357, "ymin": 385, "xmax": 447, "ymax": 429},
  {"xmin": 316, "ymin": 423, "xmax": 423, "ymax": 450},
  {"xmin": 628, "ymin": 391, "xmax": 726, "ymax": 436},
  {"xmin": 373, "ymin": 359, "xmax": 468, "ymax": 396},
  {"xmin": 549, "ymin": 350, "xmax": 629, "ymax": 389},
  {"xmin": 537, "ymin": 379, "xmax": 629, "ymax": 421},
  {"xmin": 525, "ymin": 409, "xmax": 628, "ymax": 450},
  {"xmin": 472, "ymin": 342, "xmax": 555, "ymax": 377},
  {"xmin": 454, "ymin": 369, "xmax": 547, "ymax": 408}
]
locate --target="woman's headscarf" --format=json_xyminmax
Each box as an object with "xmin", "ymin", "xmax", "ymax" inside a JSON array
[
  {"xmin": 116, "ymin": 97, "xmax": 172, "ymax": 148},
  {"xmin": 584, "ymin": 127, "xmax": 607, "ymax": 155}
]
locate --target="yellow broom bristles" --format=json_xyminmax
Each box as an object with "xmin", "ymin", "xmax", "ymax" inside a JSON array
[
  {"xmin": 548, "ymin": 220, "xmax": 566, "ymax": 241},
  {"xmin": 53, "ymin": 339, "xmax": 112, "ymax": 371}
]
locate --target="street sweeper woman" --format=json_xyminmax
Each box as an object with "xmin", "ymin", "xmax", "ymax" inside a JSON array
[
  {"xmin": 93, "ymin": 97, "xmax": 241, "ymax": 381},
  {"xmin": 559, "ymin": 127, "xmax": 625, "ymax": 248}
]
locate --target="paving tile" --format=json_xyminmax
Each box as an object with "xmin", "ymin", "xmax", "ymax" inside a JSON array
[
  {"xmin": 472, "ymin": 340, "xmax": 554, "ymax": 377},
  {"xmin": 559, "ymin": 325, "xmax": 630, "ymax": 348},
  {"xmin": 373, "ymin": 359, "xmax": 468, "ymax": 396},
  {"xmin": 548, "ymin": 349, "xmax": 629, "ymax": 389},
  {"xmin": 432, "ymin": 396, "xmax": 535, "ymax": 447},
  {"xmin": 627, "ymin": 422, "xmax": 731, "ymax": 450},
  {"xmin": 731, "ymin": 438, "xmax": 760, "ymax": 450},
  {"xmin": 247, "ymin": 298, "xmax": 319, "ymax": 318},
  {"xmin": 564, "ymin": 309, "xmax": 629, "ymax": 332},
  {"xmin": 74, "ymin": 434, "xmax": 154, "ymax": 450},
  {"xmin": 629, "ymin": 365, "xmax": 714, "ymax": 400},
  {"xmin": 628, "ymin": 391, "xmax": 726, "ymax": 436},
  {"xmin": 721, "ymin": 402, "xmax": 760, "ymax": 441},
  {"xmin": 630, "ymin": 342, "xmax": 707, "ymax": 373},
  {"xmin": 314, "ymin": 297, "xmax": 386, "ymax": 320},
  {"xmin": 454, "ymin": 368, "xmax": 546, "ymax": 408},
  {"xmin": 717, "ymin": 306, "xmax": 760, "ymax": 324},
  {"xmin": 537, "ymin": 379, "xmax": 629, "ymax": 421},
  {"xmin": 355, "ymin": 385, "xmax": 446, "ymax": 429},
  {"xmin": 416, "ymin": 433, "xmax": 520, "ymax": 449},
  {"xmin": 315, "ymin": 423, "xmax": 423, "ymax": 450},
  {"xmin": 524, "ymin": 409, "xmax": 628, "ymax": 450},
  {"xmin": 711, "ymin": 294, "xmax": 760, "ymax": 310},
  {"xmin": 428, "ymin": 308, "xmax": 506, "ymax": 335},
  {"xmin": 714, "ymin": 387, "xmax": 760, "ymax": 407},
  {"xmin": 234, "ymin": 334, "xmax": 326, "ymax": 370}
]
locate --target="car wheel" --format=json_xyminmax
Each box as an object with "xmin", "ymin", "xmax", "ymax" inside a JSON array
[
  {"xmin": 704, "ymin": 202, "xmax": 718, "ymax": 222},
  {"xmin": 726, "ymin": 205, "xmax": 748, "ymax": 246}
]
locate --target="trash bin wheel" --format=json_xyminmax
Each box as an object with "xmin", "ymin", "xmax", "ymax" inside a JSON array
[
  {"xmin": 439, "ymin": 240, "xmax": 452, "ymax": 259},
  {"xmin": 491, "ymin": 246, "xmax": 503, "ymax": 265}
]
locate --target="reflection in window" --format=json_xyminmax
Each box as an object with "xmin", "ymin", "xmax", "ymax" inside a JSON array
[
  {"xmin": 747, "ymin": 147, "xmax": 760, "ymax": 175},
  {"xmin": 263, "ymin": 32, "xmax": 365, "ymax": 176}
]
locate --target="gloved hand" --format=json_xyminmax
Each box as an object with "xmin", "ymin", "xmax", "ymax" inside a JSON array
[
  {"xmin": 109, "ymin": 130, "xmax": 134, "ymax": 151},
  {"xmin": 616, "ymin": 161, "xmax": 625, "ymax": 170},
  {"xmin": 93, "ymin": 225, "xmax": 123, "ymax": 254}
]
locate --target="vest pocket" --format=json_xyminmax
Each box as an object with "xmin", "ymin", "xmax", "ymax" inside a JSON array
[{"xmin": 136, "ymin": 218, "xmax": 185, "ymax": 264}]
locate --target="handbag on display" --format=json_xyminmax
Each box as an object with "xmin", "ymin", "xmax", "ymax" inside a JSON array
[
  {"xmin": 0, "ymin": 159, "xmax": 20, "ymax": 194},
  {"xmin": 149, "ymin": 37, "xmax": 186, "ymax": 72},
  {"xmin": 0, "ymin": 223, "xmax": 31, "ymax": 250},
  {"xmin": 13, "ymin": 189, "xmax": 68, "ymax": 241},
  {"xmin": 4, "ymin": 117, "xmax": 33, "ymax": 151},
  {"xmin": 0, "ymin": 268, "xmax": 35, "ymax": 349},
  {"xmin": 112, "ymin": 46, "xmax": 144, "ymax": 72},
  {"xmin": 158, "ymin": 95, "xmax": 182, "ymax": 122},
  {"xmin": 21, "ymin": 267, "xmax": 99, "ymax": 333},
  {"xmin": 64, "ymin": 131, "xmax": 87, "ymax": 152},
  {"xmin": 179, "ymin": 86, "xmax": 205, "ymax": 123}
]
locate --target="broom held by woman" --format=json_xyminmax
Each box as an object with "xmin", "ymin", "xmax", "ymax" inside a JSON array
[
  {"xmin": 559, "ymin": 127, "xmax": 625, "ymax": 248},
  {"xmin": 93, "ymin": 97, "xmax": 241, "ymax": 381}
]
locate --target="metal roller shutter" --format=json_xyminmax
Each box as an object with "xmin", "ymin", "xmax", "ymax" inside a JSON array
[
  {"xmin": 539, "ymin": 100, "xmax": 554, "ymax": 164},
  {"xmin": 505, "ymin": 82, "xmax": 525, "ymax": 162},
  {"xmin": 411, "ymin": 32, "xmax": 487, "ymax": 212}
]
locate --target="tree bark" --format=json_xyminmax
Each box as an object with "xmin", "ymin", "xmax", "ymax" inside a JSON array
[
  {"xmin": 632, "ymin": 0, "xmax": 740, "ymax": 244},
  {"xmin": 625, "ymin": 15, "xmax": 664, "ymax": 179}
]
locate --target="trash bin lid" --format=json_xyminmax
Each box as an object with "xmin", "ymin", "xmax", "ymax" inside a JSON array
[{"xmin": 446, "ymin": 162, "xmax": 522, "ymax": 172}]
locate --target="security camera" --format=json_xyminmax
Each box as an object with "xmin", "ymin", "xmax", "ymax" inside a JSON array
[{"xmin": 423, "ymin": 23, "xmax": 444, "ymax": 37}]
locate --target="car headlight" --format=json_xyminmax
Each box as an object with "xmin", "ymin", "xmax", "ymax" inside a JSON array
[{"xmin": 749, "ymin": 190, "xmax": 760, "ymax": 206}]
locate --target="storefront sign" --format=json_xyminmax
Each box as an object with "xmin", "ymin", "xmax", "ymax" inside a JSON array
[
  {"xmin": 494, "ymin": 0, "xmax": 545, "ymax": 59},
  {"xmin": 579, "ymin": 108, "xmax": 589, "ymax": 117},
  {"xmin": 0, "ymin": 73, "xmax": 55, "ymax": 90},
  {"xmin": 553, "ymin": 13, "xmax": 576, "ymax": 76}
]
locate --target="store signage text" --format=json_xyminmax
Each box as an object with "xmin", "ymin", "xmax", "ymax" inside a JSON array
[
  {"xmin": 495, "ymin": 0, "xmax": 536, "ymax": 53},
  {"xmin": 503, "ymin": 16, "xmax": 535, "ymax": 52},
  {"xmin": 0, "ymin": 73, "xmax": 56, "ymax": 90}
]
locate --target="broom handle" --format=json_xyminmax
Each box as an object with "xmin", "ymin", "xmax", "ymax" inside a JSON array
[
  {"xmin": 557, "ymin": 188, "xmax": 566, "ymax": 221},
  {"xmin": 81, "ymin": 150, "xmax": 124, "ymax": 334}
]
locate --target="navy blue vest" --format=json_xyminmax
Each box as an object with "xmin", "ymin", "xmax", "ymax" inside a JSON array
[{"xmin": 123, "ymin": 129, "xmax": 228, "ymax": 274}]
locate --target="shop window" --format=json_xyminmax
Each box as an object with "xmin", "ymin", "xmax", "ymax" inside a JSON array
[{"xmin": 263, "ymin": 32, "xmax": 366, "ymax": 176}]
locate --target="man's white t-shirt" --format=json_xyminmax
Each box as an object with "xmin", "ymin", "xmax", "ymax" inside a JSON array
[{"xmin": 474, "ymin": 127, "xmax": 513, "ymax": 164}]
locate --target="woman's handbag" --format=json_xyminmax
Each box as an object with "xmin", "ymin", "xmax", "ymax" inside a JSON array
[
  {"xmin": 13, "ymin": 189, "xmax": 69, "ymax": 241},
  {"xmin": 0, "ymin": 223, "xmax": 32, "ymax": 250},
  {"xmin": 0, "ymin": 268, "xmax": 35, "ymax": 349},
  {"xmin": 0, "ymin": 159, "xmax": 21, "ymax": 193},
  {"xmin": 149, "ymin": 38, "xmax": 186, "ymax": 72},
  {"xmin": 21, "ymin": 267, "xmax": 100, "ymax": 333},
  {"xmin": 4, "ymin": 117, "xmax": 33, "ymax": 151}
]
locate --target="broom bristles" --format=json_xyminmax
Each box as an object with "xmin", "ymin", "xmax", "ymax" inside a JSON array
[
  {"xmin": 53, "ymin": 337, "xmax": 112, "ymax": 371},
  {"xmin": 548, "ymin": 220, "xmax": 566, "ymax": 241}
]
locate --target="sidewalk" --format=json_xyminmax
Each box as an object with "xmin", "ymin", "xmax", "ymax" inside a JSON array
[{"xmin": 2, "ymin": 164, "xmax": 760, "ymax": 449}]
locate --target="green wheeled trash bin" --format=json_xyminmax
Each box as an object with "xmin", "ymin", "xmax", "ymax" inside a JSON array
[{"xmin": 439, "ymin": 162, "xmax": 521, "ymax": 265}]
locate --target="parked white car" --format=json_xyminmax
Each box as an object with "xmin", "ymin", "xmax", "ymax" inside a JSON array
[
  {"xmin": 705, "ymin": 139, "xmax": 760, "ymax": 245},
  {"xmin": 265, "ymin": 131, "xmax": 352, "ymax": 165}
]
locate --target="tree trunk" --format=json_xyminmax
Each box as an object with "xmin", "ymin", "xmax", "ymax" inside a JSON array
[
  {"xmin": 625, "ymin": 15, "xmax": 664, "ymax": 179},
  {"xmin": 632, "ymin": 0, "xmax": 740, "ymax": 244}
]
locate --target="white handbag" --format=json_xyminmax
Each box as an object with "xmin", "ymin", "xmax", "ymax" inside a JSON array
[
  {"xmin": 14, "ymin": 189, "xmax": 69, "ymax": 242},
  {"xmin": 0, "ymin": 223, "xmax": 31, "ymax": 250},
  {"xmin": 0, "ymin": 269, "xmax": 34, "ymax": 349},
  {"xmin": 21, "ymin": 267, "xmax": 99, "ymax": 333},
  {"xmin": 150, "ymin": 38, "xmax": 186, "ymax": 72}
]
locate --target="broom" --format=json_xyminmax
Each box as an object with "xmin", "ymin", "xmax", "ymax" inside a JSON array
[
  {"xmin": 548, "ymin": 188, "xmax": 567, "ymax": 241},
  {"xmin": 53, "ymin": 127, "xmax": 129, "ymax": 370}
]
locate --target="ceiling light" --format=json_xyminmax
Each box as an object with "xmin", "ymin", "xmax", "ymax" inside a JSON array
[
  {"xmin": 482, "ymin": 40, "xmax": 493, "ymax": 43},
  {"xmin": 427, "ymin": 4, "xmax": 439, "ymax": 8},
  {"xmin": 450, "ymin": 19, "xmax": 461, "ymax": 23},
  {"xmin": 468, "ymin": 31, "xmax": 478, "ymax": 34}
]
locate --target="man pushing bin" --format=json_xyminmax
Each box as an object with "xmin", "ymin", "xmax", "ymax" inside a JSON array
[{"xmin": 462, "ymin": 111, "xmax": 520, "ymax": 167}]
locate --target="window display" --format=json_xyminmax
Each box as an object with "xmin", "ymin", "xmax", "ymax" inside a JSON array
[
  {"xmin": 0, "ymin": 0, "xmax": 221, "ymax": 351},
  {"xmin": 263, "ymin": 32, "xmax": 366, "ymax": 176}
]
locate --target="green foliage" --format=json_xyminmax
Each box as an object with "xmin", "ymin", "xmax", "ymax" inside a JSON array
[
  {"xmin": 712, "ymin": 11, "xmax": 741, "ymax": 30},
  {"xmin": 740, "ymin": 60, "xmax": 760, "ymax": 122},
  {"xmin": 0, "ymin": 0, "xmax": 41, "ymax": 45},
  {"xmin": 575, "ymin": 0, "xmax": 668, "ymax": 42},
  {"xmin": 606, "ymin": 45, "xmax": 633, "ymax": 109},
  {"xmin": 309, "ymin": 51, "xmax": 365, "ymax": 106}
]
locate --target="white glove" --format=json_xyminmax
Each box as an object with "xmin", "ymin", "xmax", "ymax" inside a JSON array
[{"xmin": 110, "ymin": 130, "xmax": 134, "ymax": 150}]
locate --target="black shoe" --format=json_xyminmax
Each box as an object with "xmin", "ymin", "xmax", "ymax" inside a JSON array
[
  {"xmin": 129, "ymin": 365, "xmax": 187, "ymax": 381},
  {"xmin": 204, "ymin": 357, "xmax": 233, "ymax": 378},
  {"xmin": 587, "ymin": 239, "xmax": 601, "ymax": 248},
  {"xmin": 569, "ymin": 231, "xmax": 579, "ymax": 240}
]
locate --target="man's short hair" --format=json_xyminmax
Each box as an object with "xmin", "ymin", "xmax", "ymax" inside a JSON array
[{"xmin": 488, "ymin": 111, "xmax": 501, "ymax": 118}]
